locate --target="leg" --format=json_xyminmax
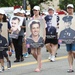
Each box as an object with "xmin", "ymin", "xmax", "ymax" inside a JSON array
[
  {"xmin": 31, "ymin": 48, "xmax": 37, "ymax": 60},
  {"xmin": 23, "ymin": 40, "xmax": 28, "ymax": 57},
  {"xmin": 18, "ymin": 36, "xmax": 24, "ymax": 61},
  {"xmin": 37, "ymin": 48, "xmax": 41, "ymax": 69},
  {"xmin": 68, "ymin": 51, "xmax": 73, "ymax": 70},
  {"xmin": 12, "ymin": 39, "xmax": 20, "ymax": 62},
  {"xmin": 50, "ymin": 44, "xmax": 58, "ymax": 61},
  {"xmin": 0, "ymin": 51, "xmax": 4, "ymax": 71},
  {"xmin": 45, "ymin": 43, "xmax": 52, "ymax": 54}
]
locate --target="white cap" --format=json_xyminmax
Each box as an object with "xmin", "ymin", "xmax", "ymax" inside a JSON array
[
  {"xmin": 0, "ymin": 9, "xmax": 5, "ymax": 14},
  {"xmin": 26, "ymin": 12, "xmax": 30, "ymax": 15},
  {"xmin": 33, "ymin": 6, "xmax": 40, "ymax": 10},
  {"xmin": 19, "ymin": 9, "xmax": 26, "ymax": 14},
  {"xmin": 13, "ymin": 9, "xmax": 20, "ymax": 13},
  {"xmin": 67, "ymin": 4, "xmax": 74, "ymax": 8},
  {"xmin": 48, "ymin": 7, "xmax": 54, "ymax": 11}
]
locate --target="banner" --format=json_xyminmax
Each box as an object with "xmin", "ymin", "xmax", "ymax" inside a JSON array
[
  {"xmin": 26, "ymin": 19, "xmax": 45, "ymax": 48},
  {"xmin": 9, "ymin": 16, "xmax": 24, "ymax": 39},
  {"xmin": 45, "ymin": 15, "xmax": 58, "ymax": 39},
  {"xmin": 58, "ymin": 15, "xmax": 75, "ymax": 44},
  {"xmin": 0, "ymin": 22, "xmax": 8, "ymax": 50}
]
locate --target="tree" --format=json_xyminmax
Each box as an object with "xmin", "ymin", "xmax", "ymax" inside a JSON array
[
  {"xmin": 27, "ymin": 0, "xmax": 52, "ymax": 16},
  {"xmin": 59, "ymin": 0, "xmax": 75, "ymax": 11},
  {"xmin": 0, "ymin": 0, "xmax": 22, "ymax": 7}
]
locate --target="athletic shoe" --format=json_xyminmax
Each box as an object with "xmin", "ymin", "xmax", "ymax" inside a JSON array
[
  {"xmin": 23, "ymin": 52, "xmax": 28, "ymax": 58},
  {"xmin": 7, "ymin": 61, "xmax": 11, "ymax": 69}
]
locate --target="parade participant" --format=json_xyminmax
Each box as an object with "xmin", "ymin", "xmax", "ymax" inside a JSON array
[
  {"xmin": 65, "ymin": 4, "xmax": 75, "ymax": 73},
  {"xmin": 0, "ymin": 23, "xmax": 8, "ymax": 72},
  {"xmin": 0, "ymin": 9, "xmax": 11, "ymax": 71},
  {"xmin": 12, "ymin": 8, "xmax": 26, "ymax": 62},
  {"xmin": 31, "ymin": 6, "xmax": 42, "ymax": 19},
  {"xmin": 19, "ymin": 9, "xmax": 28, "ymax": 58},
  {"xmin": 26, "ymin": 20, "xmax": 44, "ymax": 72},
  {"xmin": 45, "ymin": 7, "xmax": 59, "ymax": 62}
]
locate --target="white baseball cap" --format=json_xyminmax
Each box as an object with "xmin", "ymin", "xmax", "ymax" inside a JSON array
[
  {"xmin": 67, "ymin": 4, "xmax": 74, "ymax": 8},
  {"xmin": 0, "ymin": 9, "xmax": 5, "ymax": 14},
  {"xmin": 13, "ymin": 9, "xmax": 20, "ymax": 14},
  {"xmin": 19, "ymin": 9, "xmax": 26, "ymax": 14},
  {"xmin": 33, "ymin": 6, "xmax": 40, "ymax": 10},
  {"xmin": 48, "ymin": 7, "xmax": 54, "ymax": 11}
]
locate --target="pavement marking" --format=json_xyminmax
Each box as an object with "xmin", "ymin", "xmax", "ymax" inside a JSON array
[{"xmin": 5, "ymin": 56, "xmax": 67, "ymax": 69}]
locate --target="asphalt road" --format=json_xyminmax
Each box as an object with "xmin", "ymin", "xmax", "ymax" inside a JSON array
[{"xmin": 0, "ymin": 44, "xmax": 75, "ymax": 75}]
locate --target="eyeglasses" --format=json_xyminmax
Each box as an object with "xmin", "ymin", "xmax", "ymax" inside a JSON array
[
  {"xmin": 33, "ymin": 10, "xmax": 38, "ymax": 11},
  {"xmin": 67, "ymin": 7, "xmax": 73, "ymax": 9}
]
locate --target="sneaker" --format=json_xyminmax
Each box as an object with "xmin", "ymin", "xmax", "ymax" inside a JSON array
[
  {"xmin": 0, "ymin": 69, "xmax": 2, "ymax": 72},
  {"xmin": 14, "ymin": 60, "xmax": 20, "ymax": 62},
  {"xmin": 7, "ymin": 61, "xmax": 11, "ymax": 69},
  {"xmin": 23, "ymin": 52, "xmax": 28, "ymax": 58},
  {"xmin": 50, "ymin": 55, "xmax": 55, "ymax": 62},
  {"xmin": 67, "ymin": 69, "xmax": 74, "ymax": 73},
  {"xmin": 1, "ymin": 66, "xmax": 4, "ymax": 71},
  {"xmin": 21, "ymin": 57, "xmax": 24, "ymax": 62},
  {"xmin": 48, "ymin": 54, "xmax": 52, "ymax": 60}
]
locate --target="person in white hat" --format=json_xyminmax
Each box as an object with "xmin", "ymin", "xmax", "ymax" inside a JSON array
[
  {"xmin": 13, "ymin": 8, "xmax": 20, "ymax": 16},
  {"xmin": 19, "ymin": 9, "xmax": 26, "ymax": 17},
  {"xmin": 29, "ymin": 5, "xmax": 46, "ymax": 72},
  {"xmin": 65, "ymin": 4, "xmax": 75, "ymax": 73},
  {"xmin": 45, "ymin": 6, "xmax": 59, "ymax": 62},
  {"xmin": 67, "ymin": 4, "xmax": 74, "ymax": 15},
  {"xmin": 0, "ymin": 9, "xmax": 11, "ymax": 72},
  {"xmin": 32, "ymin": 6, "xmax": 41, "ymax": 19}
]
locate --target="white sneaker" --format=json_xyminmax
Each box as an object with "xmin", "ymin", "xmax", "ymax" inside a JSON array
[
  {"xmin": 50, "ymin": 55, "xmax": 55, "ymax": 62},
  {"xmin": 0, "ymin": 69, "xmax": 2, "ymax": 72},
  {"xmin": 48, "ymin": 54, "xmax": 52, "ymax": 60}
]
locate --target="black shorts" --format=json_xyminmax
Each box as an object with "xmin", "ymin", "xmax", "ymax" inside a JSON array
[
  {"xmin": 0, "ymin": 51, "xmax": 8, "ymax": 59},
  {"xmin": 0, "ymin": 51, "xmax": 4, "ymax": 59},
  {"xmin": 45, "ymin": 38, "xmax": 58, "ymax": 45},
  {"xmin": 3, "ymin": 51, "xmax": 8, "ymax": 57}
]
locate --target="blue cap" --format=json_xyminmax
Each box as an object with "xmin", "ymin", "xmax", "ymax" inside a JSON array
[
  {"xmin": 62, "ymin": 16, "xmax": 73, "ymax": 22},
  {"xmin": 45, "ymin": 15, "xmax": 52, "ymax": 21}
]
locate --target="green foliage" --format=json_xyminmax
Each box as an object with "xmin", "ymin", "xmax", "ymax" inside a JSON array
[
  {"xmin": 59, "ymin": 0, "xmax": 75, "ymax": 11},
  {"xmin": 0, "ymin": 0, "xmax": 22, "ymax": 7}
]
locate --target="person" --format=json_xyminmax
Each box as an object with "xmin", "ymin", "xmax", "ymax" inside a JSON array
[
  {"xmin": 0, "ymin": 9, "xmax": 11, "ymax": 71},
  {"xmin": 31, "ymin": 6, "xmax": 42, "ymax": 20},
  {"xmin": 59, "ymin": 16, "xmax": 75, "ymax": 40},
  {"xmin": 18, "ymin": 9, "xmax": 28, "ymax": 58},
  {"xmin": 26, "ymin": 20, "xmax": 44, "ymax": 72},
  {"xmin": 0, "ymin": 23, "xmax": 8, "ymax": 72},
  {"xmin": 45, "ymin": 7, "xmax": 59, "ymax": 62},
  {"xmin": 64, "ymin": 4, "xmax": 75, "ymax": 73},
  {"xmin": 12, "ymin": 8, "xmax": 25, "ymax": 62}
]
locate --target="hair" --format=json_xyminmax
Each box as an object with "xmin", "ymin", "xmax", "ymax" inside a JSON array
[
  {"xmin": 30, "ymin": 20, "xmax": 40, "ymax": 29},
  {"xmin": 12, "ymin": 17, "xmax": 20, "ymax": 22},
  {"xmin": 3, "ymin": 14, "xmax": 7, "ymax": 22}
]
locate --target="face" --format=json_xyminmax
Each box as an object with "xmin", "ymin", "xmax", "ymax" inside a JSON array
[
  {"xmin": 14, "ymin": 13, "xmax": 21, "ymax": 16},
  {"xmin": 67, "ymin": 7, "xmax": 74, "ymax": 15},
  {"xmin": 31, "ymin": 23, "xmax": 40, "ymax": 36},
  {"xmin": 33, "ymin": 10, "xmax": 40, "ymax": 16},
  {"xmin": 18, "ymin": 13, "xmax": 25, "ymax": 17},
  {"xmin": 64, "ymin": 22, "xmax": 71, "ymax": 28},
  {"xmin": 48, "ymin": 9, "xmax": 54, "ymax": 15},
  {"xmin": 11, "ymin": 19, "xmax": 19, "ymax": 31}
]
